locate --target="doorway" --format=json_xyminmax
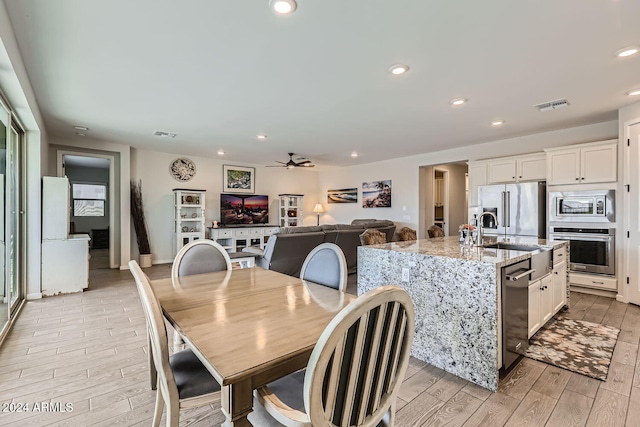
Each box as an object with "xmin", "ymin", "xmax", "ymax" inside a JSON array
[
  {"xmin": 419, "ymin": 162, "xmax": 468, "ymax": 239},
  {"xmin": 59, "ymin": 154, "xmax": 115, "ymax": 269}
]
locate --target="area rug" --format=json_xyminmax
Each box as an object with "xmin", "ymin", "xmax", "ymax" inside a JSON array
[{"xmin": 523, "ymin": 316, "xmax": 620, "ymax": 381}]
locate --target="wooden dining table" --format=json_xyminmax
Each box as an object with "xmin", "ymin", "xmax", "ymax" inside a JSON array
[{"xmin": 150, "ymin": 266, "xmax": 356, "ymax": 426}]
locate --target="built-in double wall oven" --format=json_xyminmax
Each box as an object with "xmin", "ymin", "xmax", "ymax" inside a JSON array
[{"xmin": 548, "ymin": 189, "xmax": 615, "ymax": 276}]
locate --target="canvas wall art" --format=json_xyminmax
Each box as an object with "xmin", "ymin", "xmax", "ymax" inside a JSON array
[
  {"xmin": 223, "ymin": 165, "xmax": 255, "ymax": 194},
  {"xmin": 362, "ymin": 180, "xmax": 391, "ymax": 208},
  {"xmin": 327, "ymin": 188, "xmax": 358, "ymax": 204}
]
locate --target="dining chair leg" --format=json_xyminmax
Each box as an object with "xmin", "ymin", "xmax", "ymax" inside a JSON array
[
  {"xmin": 166, "ymin": 399, "xmax": 180, "ymax": 427},
  {"xmin": 152, "ymin": 392, "xmax": 164, "ymax": 427}
]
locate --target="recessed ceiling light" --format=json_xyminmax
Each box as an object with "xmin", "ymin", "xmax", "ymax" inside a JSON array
[
  {"xmin": 389, "ymin": 64, "xmax": 409, "ymax": 75},
  {"xmin": 257, "ymin": 134, "xmax": 267, "ymax": 140},
  {"xmin": 627, "ymin": 89, "xmax": 640, "ymax": 96},
  {"xmin": 74, "ymin": 125, "xmax": 89, "ymax": 131},
  {"xmin": 270, "ymin": 0, "xmax": 296, "ymax": 14},
  {"xmin": 75, "ymin": 132, "xmax": 86, "ymax": 137},
  {"xmin": 616, "ymin": 46, "xmax": 639, "ymax": 57},
  {"xmin": 351, "ymin": 151, "xmax": 359, "ymax": 158},
  {"xmin": 450, "ymin": 98, "xmax": 467, "ymax": 106},
  {"xmin": 491, "ymin": 120, "xmax": 505, "ymax": 126},
  {"xmin": 217, "ymin": 150, "xmax": 225, "ymax": 156}
]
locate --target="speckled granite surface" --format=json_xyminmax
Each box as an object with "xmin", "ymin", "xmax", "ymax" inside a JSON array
[{"xmin": 357, "ymin": 236, "xmax": 569, "ymax": 391}]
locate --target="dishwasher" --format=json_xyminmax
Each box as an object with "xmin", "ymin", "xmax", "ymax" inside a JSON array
[{"xmin": 501, "ymin": 250, "xmax": 551, "ymax": 373}]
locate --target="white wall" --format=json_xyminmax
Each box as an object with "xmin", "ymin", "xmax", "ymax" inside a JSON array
[
  {"xmin": 319, "ymin": 120, "xmax": 618, "ymax": 235},
  {"xmin": 1, "ymin": 2, "xmax": 49, "ymax": 299},
  {"xmin": 130, "ymin": 148, "xmax": 321, "ymax": 264}
]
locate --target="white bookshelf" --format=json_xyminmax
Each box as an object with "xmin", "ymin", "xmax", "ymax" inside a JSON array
[{"xmin": 173, "ymin": 189, "xmax": 206, "ymax": 255}]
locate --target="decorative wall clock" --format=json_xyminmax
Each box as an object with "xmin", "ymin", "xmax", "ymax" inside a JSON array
[{"xmin": 169, "ymin": 158, "xmax": 196, "ymax": 182}]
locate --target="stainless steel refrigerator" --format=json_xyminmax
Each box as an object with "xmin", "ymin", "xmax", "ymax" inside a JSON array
[{"xmin": 477, "ymin": 181, "xmax": 546, "ymax": 238}]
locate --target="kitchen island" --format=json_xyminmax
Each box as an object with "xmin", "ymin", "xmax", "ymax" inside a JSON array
[{"xmin": 357, "ymin": 236, "xmax": 569, "ymax": 391}]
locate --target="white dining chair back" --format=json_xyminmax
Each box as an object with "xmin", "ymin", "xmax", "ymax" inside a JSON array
[
  {"xmin": 256, "ymin": 285, "xmax": 415, "ymax": 427},
  {"xmin": 129, "ymin": 260, "xmax": 220, "ymax": 427},
  {"xmin": 171, "ymin": 240, "xmax": 232, "ymax": 279},
  {"xmin": 299, "ymin": 243, "xmax": 347, "ymax": 292}
]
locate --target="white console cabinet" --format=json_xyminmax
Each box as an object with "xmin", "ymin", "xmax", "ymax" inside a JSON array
[
  {"xmin": 209, "ymin": 226, "xmax": 278, "ymax": 253},
  {"xmin": 545, "ymin": 140, "xmax": 617, "ymax": 185}
]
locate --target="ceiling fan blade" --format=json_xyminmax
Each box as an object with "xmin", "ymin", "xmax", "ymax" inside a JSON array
[
  {"xmin": 295, "ymin": 160, "xmax": 311, "ymax": 165},
  {"xmin": 274, "ymin": 161, "xmax": 287, "ymax": 165},
  {"xmin": 266, "ymin": 165, "xmax": 286, "ymax": 167}
]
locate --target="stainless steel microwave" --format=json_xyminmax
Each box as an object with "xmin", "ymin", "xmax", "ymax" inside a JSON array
[{"xmin": 548, "ymin": 190, "xmax": 615, "ymax": 223}]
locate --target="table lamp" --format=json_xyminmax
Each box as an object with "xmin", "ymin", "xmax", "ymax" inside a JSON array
[{"xmin": 312, "ymin": 203, "xmax": 324, "ymax": 226}]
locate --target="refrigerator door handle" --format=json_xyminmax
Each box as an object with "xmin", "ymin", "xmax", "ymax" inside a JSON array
[
  {"xmin": 501, "ymin": 191, "xmax": 506, "ymax": 226},
  {"xmin": 506, "ymin": 191, "xmax": 511, "ymax": 228}
]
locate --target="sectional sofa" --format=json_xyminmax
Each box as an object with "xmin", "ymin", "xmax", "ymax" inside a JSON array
[{"xmin": 243, "ymin": 219, "xmax": 396, "ymax": 277}]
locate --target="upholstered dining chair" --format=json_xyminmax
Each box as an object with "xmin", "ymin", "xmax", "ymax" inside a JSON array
[
  {"xmin": 170, "ymin": 240, "xmax": 232, "ymax": 351},
  {"xmin": 397, "ymin": 227, "xmax": 417, "ymax": 241},
  {"xmin": 171, "ymin": 240, "xmax": 232, "ymax": 280},
  {"xmin": 300, "ymin": 243, "xmax": 347, "ymax": 292},
  {"xmin": 255, "ymin": 285, "xmax": 415, "ymax": 427},
  {"xmin": 359, "ymin": 228, "xmax": 387, "ymax": 246},
  {"xmin": 427, "ymin": 225, "xmax": 445, "ymax": 238},
  {"xmin": 129, "ymin": 260, "xmax": 221, "ymax": 427}
]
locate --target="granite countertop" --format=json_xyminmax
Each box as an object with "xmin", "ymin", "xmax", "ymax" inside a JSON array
[{"xmin": 363, "ymin": 236, "xmax": 567, "ymax": 268}]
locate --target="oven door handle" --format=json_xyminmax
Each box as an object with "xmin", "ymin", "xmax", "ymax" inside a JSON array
[{"xmin": 549, "ymin": 234, "xmax": 613, "ymax": 241}]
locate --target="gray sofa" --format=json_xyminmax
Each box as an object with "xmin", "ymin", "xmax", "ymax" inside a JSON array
[{"xmin": 244, "ymin": 219, "xmax": 395, "ymax": 277}]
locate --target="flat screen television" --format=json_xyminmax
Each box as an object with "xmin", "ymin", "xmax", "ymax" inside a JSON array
[{"xmin": 220, "ymin": 194, "xmax": 269, "ymax": 225}]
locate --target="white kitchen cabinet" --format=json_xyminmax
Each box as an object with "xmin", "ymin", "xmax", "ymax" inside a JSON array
[
  {"xmin": 487, "ymin": 153, "xmax": 546, "ymax": 184},
  {"xmin": 528, "ymin": 274, "xmax": 554, "ymax": 338},
  {"xmin": 540, "ymin": 274, "xmax": 554, "ymax": 324},
  {"xmin": 528, "ymin": 281, "xmax": 542, "ymax": 338},
  {"xmin": 42, "ymin": 234, "xmax": 90, "ymax": 296},
  {"xmin": 545, "ymin": 140, "xmax": 617, "ymax": 185},
  {"xmin": 517, "ymin": 154, "xmax": 546, "ymax": 181},
  {"xmin": 488, "ymin": 159, "xmax": 517, "ymax": 183},
  {"xmin": 553, "ymin": 261, "xmax": 567, "ymax": 312},
  {"xmin": 467, "ymin": 162, "xmax": 487, "ymax": 207}
]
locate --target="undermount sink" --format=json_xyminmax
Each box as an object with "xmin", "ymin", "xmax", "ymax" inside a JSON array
[{"xmin": 482, "ymin": 243, "xmax": 541, "ymax": 252}]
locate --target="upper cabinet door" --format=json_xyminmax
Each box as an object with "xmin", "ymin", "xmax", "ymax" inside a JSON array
[
  {"xmin": 547, "ymin": 149, "xmax": 580, "ymax": 185},
  {"xmin": 517, "ymin": 154, "xmax": 546, "ymax": 181},
  {"xmin": 488, "ymin": 159, "xmax": 517, "ymax": 183},
  {"xmin": 467, "ymin": 162, "xmax": 487, "ymax": 207},
  {"xmin": 581, "ymin": 144, "xmax": 617, "ymax": 184}
]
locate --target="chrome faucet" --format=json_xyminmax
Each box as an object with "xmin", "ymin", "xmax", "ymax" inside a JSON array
[{"xmin": 477, "ymin": 211, "xmax": 499, "ymax": 246}]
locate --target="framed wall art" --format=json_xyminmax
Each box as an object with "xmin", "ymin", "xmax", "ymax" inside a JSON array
[
  {"xmin": 327, "ymin": 188, "xmax": 358, "ymax": 203},
  {"xmin": 362, "ymin": 180, "xmax": 391, "ymax": 208},
  {"xmin": 223, "ymin": 165, "xmax": 255, "ymax": 194}
]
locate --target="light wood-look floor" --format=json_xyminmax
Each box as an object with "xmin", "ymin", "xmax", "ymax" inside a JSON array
[{"xmin": 1, "ymin": 266, "xmax": 639, "ymax": 426}]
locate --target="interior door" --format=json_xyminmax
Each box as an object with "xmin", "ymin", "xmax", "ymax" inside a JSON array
[{"xmin": 626, "ymin": 122, "xmax": 640, "ymax": 305}]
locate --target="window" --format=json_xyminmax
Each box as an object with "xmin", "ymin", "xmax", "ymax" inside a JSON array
[{"xmin": 72, "ymin": 183, "xmax": 106, "ymax": 216}]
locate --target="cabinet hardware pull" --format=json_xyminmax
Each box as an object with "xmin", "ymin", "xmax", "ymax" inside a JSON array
[
  {"xmin": 581, "ymin": 177, "xmax": 585, "ymax": 180},
  {"xmin": 592, "ymin": 281, "xmax": 604, "ymax": 285},
  {"xmin": 544, "ymin": 285, "xmax": 548, "ymax": 289},
  {"xmin": 575, "ymin": 177, "xmax": 579, "ymax": 180},
  {"xmin": 540, "ymin": 287, "xmax": 544, "ymax": 291}
]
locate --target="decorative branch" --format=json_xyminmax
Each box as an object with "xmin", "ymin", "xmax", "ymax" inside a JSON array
[{"xmin": 131, "ymin": 180, "xmax": 151, "ymax": 255}]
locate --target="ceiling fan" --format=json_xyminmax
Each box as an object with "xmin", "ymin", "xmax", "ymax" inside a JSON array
[{"xmin": 267, "ymin": 152, "xmax": 315, "ymax": 168}]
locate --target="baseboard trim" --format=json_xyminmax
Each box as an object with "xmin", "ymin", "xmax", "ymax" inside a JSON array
[{"xmin": 26, "ymin": 292, "xmax": 43, "ymax": 300}]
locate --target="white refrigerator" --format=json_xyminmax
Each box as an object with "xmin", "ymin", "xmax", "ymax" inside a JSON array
[{"xmin": 41, "ymin": 176, "xmax": 90, "ymax": 295}]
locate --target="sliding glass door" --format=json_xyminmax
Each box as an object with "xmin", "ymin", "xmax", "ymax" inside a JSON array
[{"xmin": 0, "ymin": 96, "xmax": 23, "ymax": 335}]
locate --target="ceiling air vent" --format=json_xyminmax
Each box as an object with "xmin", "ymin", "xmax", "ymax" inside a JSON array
[
  {"xmin": 152, "ymin": 130, "xmax": 177, "ymax": 138},
  {"xmin": 534, "ymin": 99, "xmax": 570, "ymax": 112}
]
